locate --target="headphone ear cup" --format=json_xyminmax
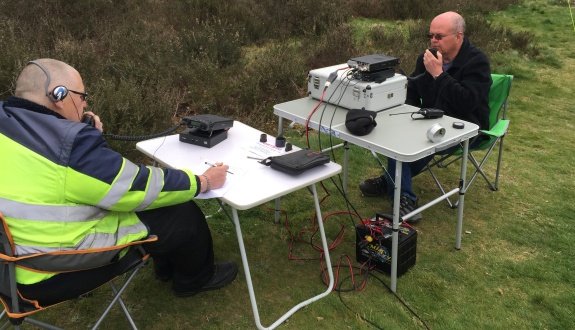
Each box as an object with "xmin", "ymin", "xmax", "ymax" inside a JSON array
[{"xmin": 50, "ymin": 85, "xmax": 68, "ymax": 102}]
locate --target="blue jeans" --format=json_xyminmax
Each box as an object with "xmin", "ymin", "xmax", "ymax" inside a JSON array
[
  {"xmin": 383, "ymin": 137, "xmax": 483, "ymax": 201},
  {"xmin": 384, "ymin": 155, "xmax": 433, "ymax": 201}
]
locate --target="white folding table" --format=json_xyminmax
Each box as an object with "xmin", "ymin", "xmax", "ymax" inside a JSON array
[
  {"xmin": 136, "ymin": 121, "xmax": 341, "ymax": 329},
  {"xmin": 274, "ymin": 97, "xmax": 479, "ymax": 292}
]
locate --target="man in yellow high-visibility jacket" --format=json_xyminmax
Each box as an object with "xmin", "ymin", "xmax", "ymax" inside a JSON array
[{"xmin": 0, "ymin": 58, "xmax": 237, "ymax": 304}]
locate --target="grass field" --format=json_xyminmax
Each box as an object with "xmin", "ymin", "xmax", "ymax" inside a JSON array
[{"xmin": 22, "ymin": 0, "xmax": 575, "ymax": 329}]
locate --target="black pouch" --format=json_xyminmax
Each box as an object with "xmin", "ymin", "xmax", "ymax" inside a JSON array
[
  {"xmin": 345, "ymin": 109, "xmax": 377, "ymax": 136},
  {"xmin": 261, "ymin": 149, "xmax": 330, "ymax": 175}
]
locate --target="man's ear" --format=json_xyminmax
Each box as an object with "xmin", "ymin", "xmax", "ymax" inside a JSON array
[
  {"xmin": 457, "ymin": 32, "xmax": 464, "ymax": 42},
  {"xmin": 49, "ymin": 99, "xmax": 69, "ymax": 119},
  {"xmin": 52, "ymin": 99, "xmax": 65, "ymax": 110}
]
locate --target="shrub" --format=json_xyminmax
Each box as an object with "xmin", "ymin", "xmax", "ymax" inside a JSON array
[
  {"xmin": 347, "ymin": 0, "xmax": 522, "ymax": 19},
  {"xmin": 0, "ymin": 0, "xmax": 533, "ymax": 156}
]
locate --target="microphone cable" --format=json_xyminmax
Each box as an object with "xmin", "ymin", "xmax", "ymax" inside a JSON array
[{"xmin": 103, "ymin": 122, "xmax": 185, "ymax": 141}]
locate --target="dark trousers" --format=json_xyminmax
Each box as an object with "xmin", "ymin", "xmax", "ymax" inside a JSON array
[
  {"xmin": 18, "ymin": 201, "xmax": 214, "ymax": 305},
  {"xmin": 18, "ymin": 246, "xmax": 144, "ymax": 306},
  {"xmin": 136, "ymin": 201, "xmax": 215, "ymax": 290}
]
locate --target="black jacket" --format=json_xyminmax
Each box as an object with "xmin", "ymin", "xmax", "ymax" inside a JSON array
[{"xmin": 406, "ymin": 37, "xmax": 491, "ymax": 130}]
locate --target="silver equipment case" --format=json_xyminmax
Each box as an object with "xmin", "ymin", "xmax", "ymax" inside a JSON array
[{"xmin": 307, "ymin": 63, "xmax": 407, "ymax": 111}]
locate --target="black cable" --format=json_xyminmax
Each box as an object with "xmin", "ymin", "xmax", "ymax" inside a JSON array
[
  {"xmin": 315, "ymin": 68, "xmax": 359, "ymax": 165},
  {"xmin": 210, "ymin": 157, "xmax": 430, "ymax": 329},
  {"xmin": 309, "ymin": 70, "xmax": 380, "ymax": 268},
  {"xmin": 192, "ymin": 107, "xmax": 427, "ymax": 329},
  {"xmin": 316, "ymin": 73, "xmax": 373, "ymax": 225},
  {"xmin": 323, "ymin": 70, "xmax": 357, "ymax": 159},
  {"xmin": 314, "ymin": 68, "xmax": 354, "ymax": 150},
  {"xmin": 311, "ymin": 174, "xmax": 430, "ymax": 328},
  {"xmin": 335, "ymin": 269, "xmax": 431, "ymax": 330},
  {"xmin": 399, "ymin": 68, "xmax": 425, "ymax": 82},
  {"xmin": 215, "ymin": 199, "xmax": 235, "ymax": 227},
  {"xmin": 317, "ymin": 70, "xmax": 359, "ymax": 226},
  {"xmin": 336, "ymin": 271, "xmax": 385, "ymax": 330},
  {"xmin": 103, "ymin": 122, "xmax": 184, "ymax": 141},
  {"xmin": 367, "ymin": 271, "xmax": 431, "ymax": 330}
]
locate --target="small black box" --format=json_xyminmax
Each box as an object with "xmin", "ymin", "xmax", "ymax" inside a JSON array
[
  {"xmin": 179, "ymin": 128, "xmax": 228, "ymax": 148},
  {"xmin": 356, "ymin": 214, "xmax": 417, "ymax": 277}
]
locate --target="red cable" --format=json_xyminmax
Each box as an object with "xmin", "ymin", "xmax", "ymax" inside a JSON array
[
  {"xmin": 305, "ymin": 89, "xmax": 326, "ymax": 147},
  {"xmin": 305, "ymin": 66, "xmax": 348, "ymax": 148},
  {"xmin": 267, "ymin": 177, "xmax": 386, "ymax": 292}
]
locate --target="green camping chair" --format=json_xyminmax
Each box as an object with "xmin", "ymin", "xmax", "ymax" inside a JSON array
[{"xmin": 426, "ymin": 73, "xmax": 513, "ymax": 208}]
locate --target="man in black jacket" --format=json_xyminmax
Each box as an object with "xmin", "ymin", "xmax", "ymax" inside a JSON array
[{"xmin": 359, "ymin": 11, "xmax": 492, "ymax": 223}]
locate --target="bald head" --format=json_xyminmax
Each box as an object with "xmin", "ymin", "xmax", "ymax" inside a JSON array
[
  {"xmin": 14, "ymin": 58, "xmax": 88, "ymax": 121},
  {"xmin": 15, "ymin": 59, "xmax": 81, "ymax": 107},
  {"xmin": 432, "ymin": 11, "xmax": 465, "ymax": 34}
]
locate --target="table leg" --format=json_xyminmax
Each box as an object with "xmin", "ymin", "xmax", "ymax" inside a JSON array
[
  {"xmin": 277, "ymin": 116, "xmax": 284, "ymax": 136},
  {"xmin": 310, "ymin": 183, "xmax": 335, "ymax": 294},
  {"xmin": 343, "ymin": 142, "xmax": 349, "ymax": 195},
  {"xmin": 455, "ymin": 139, "xmax": 470, "ymax": 250},
  {"xmin": 274, "ymin": 117, "xmax": 284, "ymax": 224},
  {"xmin": 391, "ymin": 161, "xmax": 402, "ymax": 292},
  {"xmin": 230, "ymin": 183, "xmax": 334, "ymax": 330},
  {"xmin": 274, "ymin": 198, "xmax": 281, "ymax": 224},
  {"xmin": 231, "ymin": 208, "xmax": 263, "ymax": 328}
]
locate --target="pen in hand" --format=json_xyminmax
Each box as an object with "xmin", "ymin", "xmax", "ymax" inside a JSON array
[{"xmin": 205, "ymin": 161, "xmax": 234, "ymax": 174}]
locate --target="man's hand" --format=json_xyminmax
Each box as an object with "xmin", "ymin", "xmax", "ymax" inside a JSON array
[
  {"xmin": 200, "ymin": 162, "xmax": 229, "ymax": 192},
  {"xmin": 81, "ymin": 111, "xmax": 104, "ymax": 132},
  {"xmin": 423, "ymin": 49, "xmax": 443, "ymax": 79}
]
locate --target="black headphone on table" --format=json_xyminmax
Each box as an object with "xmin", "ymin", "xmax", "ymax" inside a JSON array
[{"xmin": 27, "ymin": 60, "xmax": 69, "ymax": 102}]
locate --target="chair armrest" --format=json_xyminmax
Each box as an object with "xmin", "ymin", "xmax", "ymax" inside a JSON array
[
  {"xmin": 480, "ymin": 119, "xmax": 509, "ymax": 138},
  {"xmin": 10, "ymin": 235, "xmax": 158, "ymax": 272}
]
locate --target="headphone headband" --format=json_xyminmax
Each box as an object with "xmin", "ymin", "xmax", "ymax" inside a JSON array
[{"xmin": 27, "ymin": 60, "xmax": 68, "ymax": 102}]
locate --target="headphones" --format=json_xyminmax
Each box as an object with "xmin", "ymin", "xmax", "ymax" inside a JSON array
[{"xmin": 27, "ymin": 60, "xmax": 69, "ymax": 102}]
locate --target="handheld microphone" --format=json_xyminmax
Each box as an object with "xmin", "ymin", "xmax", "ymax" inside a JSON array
[
  {"xmin": 405, "ymin": 49, "xmax": 439, "ymax": 81},
  {"xmin": 81, "ymin": 113, "xmax": 95, "ymax": 127},
  {"xmin": 389, "ymin": 108, "xmax": 444, "ymax": 120}
]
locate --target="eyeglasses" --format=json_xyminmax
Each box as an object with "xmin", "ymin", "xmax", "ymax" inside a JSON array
[
  {"xmin": 69, "ymin": 89, "xmax": 88, "ymax": 101},
  {"xmin": 426, "ymin": 33, "xmax": 457, "ymax": 41}
]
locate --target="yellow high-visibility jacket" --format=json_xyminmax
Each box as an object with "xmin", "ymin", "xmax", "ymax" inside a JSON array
[{"xmin": 0, "ymin": 97, "xmax": 200, "ymax": 284}]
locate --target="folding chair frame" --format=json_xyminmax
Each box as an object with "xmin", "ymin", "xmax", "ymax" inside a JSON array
[
  {"xmin": 425, "ymin": 74, "xmax": 513, "ymax": 208},
  {"xmin": 0, "ymin": 212, "xmax": 156, "ymax": 330}
]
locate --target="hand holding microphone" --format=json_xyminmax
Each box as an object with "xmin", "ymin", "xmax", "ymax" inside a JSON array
[
  {"xmin": 81, "ymin": 111, "xmax": 103, "ymax": 132},
  {"xmin": 424, "ymin": 48, "xmax": 443, "ymax": 79},
  {"xmin": 406, "ymin": 48, "xmax": 442, "ymax": 81}
]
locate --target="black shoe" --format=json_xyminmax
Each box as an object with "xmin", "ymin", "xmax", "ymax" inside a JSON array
[
  {"xmin": 173, "ymin": 261, "xmax": 238, "ymax": 297},
  {"xmin": 398, "ymin": 195, "xmax": 422, "ymax": 224},
  {"xmin": 359, "ymin": 176, "xmax": 388, "ymax": 197}
]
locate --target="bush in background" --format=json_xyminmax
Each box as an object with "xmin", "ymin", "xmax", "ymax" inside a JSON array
[{"xmin": 0, "ymin": 0, "xmax": 530, "ymax": 157}]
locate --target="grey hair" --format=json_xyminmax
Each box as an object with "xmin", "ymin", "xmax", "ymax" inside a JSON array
[{"xmin": 453, "ymin": 14, "xmax": 466, "ymax": 33}]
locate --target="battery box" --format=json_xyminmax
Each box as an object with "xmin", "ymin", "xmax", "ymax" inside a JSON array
[
  {"xmin": 307, "ymin": 63, "xmax": 407, "ymax": 111},
  {"xmin": 355, "ymin": 213, "xmax": 417, "ymax": 277}
]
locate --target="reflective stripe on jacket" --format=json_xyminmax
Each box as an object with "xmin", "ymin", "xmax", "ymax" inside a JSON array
[{"xmin": 0, "ymin": 98, "xmax": 199, "ymax": 284}]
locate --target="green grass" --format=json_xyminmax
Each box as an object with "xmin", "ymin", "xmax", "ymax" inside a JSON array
[{"xmin": 7, "ymin": 0, "xmax": 575, "ymax": 329}]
